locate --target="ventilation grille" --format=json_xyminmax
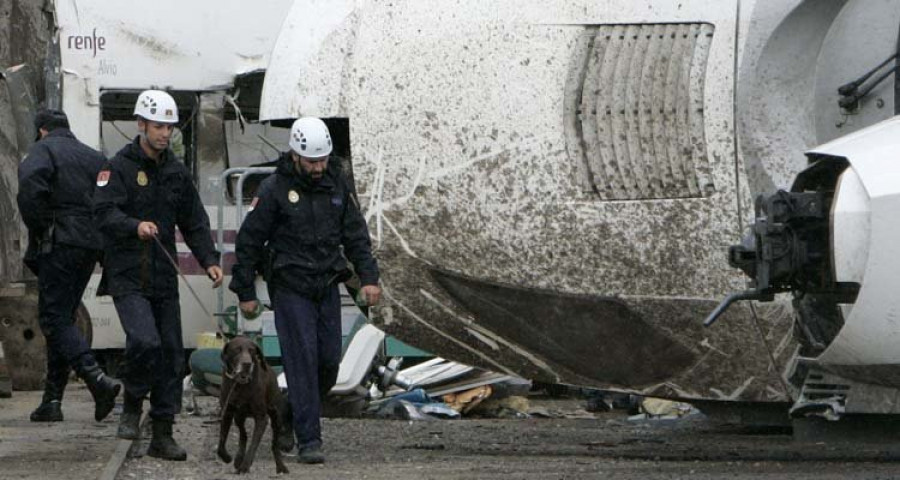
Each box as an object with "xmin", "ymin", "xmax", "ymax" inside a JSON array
[{"xmin": 569, "ymin": 23, "xmax": 716, "ymax": 200}]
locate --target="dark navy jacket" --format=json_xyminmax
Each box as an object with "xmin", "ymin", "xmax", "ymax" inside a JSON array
[
  {"xmin": 229, "ymin": 153, "xmax": 379, "ymax": 302},
  {"xmin": 94, "ymin": 137, "xmax": 219, "ymax": 297},
  {"xmin": 17, "ymin": 129, "xmax": 106, "ymax": 252}
]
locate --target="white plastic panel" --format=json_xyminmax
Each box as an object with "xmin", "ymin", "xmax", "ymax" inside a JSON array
[
  {"xmin": 831, "ymin": 167, "xmax": 870, "ymax": 285},
  {"xmin": 810, "ymin": 116, "xmax": 900, "ymax": 365},
  {"xmin": 332, "ymin": 324, "xmax": 385, "ymax": 395}
]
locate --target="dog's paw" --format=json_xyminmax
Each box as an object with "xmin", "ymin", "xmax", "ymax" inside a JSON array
[
  {"xmin": 234, "ymin": 454, "xmax": 244, "ymax": 468},
  {"xmin": 236, "ymin": 460, "xmax": 251, "ymax": 474},
  {"xmin": 276, "ymin": 464, "xmax": 290, "ymax": 474},
  {"xmin": 217, "ymin": 448, "xmax": 232, "ymax": 464},
  {"xmin": 276, "ymin": 431, "xmax": 295, "ymax": 453}
]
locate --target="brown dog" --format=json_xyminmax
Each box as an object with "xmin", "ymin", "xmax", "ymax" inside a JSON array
[{"xmin": 217, "ymin": 336, "xmax": 289, "ymax": 474}]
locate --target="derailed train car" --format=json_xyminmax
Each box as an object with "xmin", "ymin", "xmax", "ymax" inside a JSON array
[
  {"xmin": 257, "ymin": 0, "xmax": 900, "ymax": 411},
  {"xmin": 3, "ymin": 0, "xmax": 899, "ymax": 419}
]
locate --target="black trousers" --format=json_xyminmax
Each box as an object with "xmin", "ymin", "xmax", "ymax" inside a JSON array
[
  {"xmin": 113, "ymin": 294, "xmax": 183, "ymax": 421},
  {"xmin": 273, "ymin": 286, "xmax": 342, "ymax": 451},
  {"xmin": 37, "ymin": 245, "xmax": 100, "ymax": 399}
]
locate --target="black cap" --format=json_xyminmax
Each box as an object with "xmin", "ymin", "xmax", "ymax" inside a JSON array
[{"xmin": 33, "ymin": 109, "xmax": 70, "ymax": 141}]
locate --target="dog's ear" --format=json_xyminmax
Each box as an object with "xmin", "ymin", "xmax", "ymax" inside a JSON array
[
  {"xmin": 253, "ymin": 342, "xmax": 269, "ymax": 372},
  {"xmin": 221, "ymin": 342, "xmax": 233, "ymax": 374}
]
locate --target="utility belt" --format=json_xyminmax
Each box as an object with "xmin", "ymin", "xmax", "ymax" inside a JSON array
[{"xmin": 270, "ymin": 261, "xmax": 353, "ymax": 302}]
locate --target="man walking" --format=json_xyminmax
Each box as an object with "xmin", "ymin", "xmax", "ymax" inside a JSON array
[
  {"xmin": 94, "ymin": 90, "xmax": 223, "ymax": 460},
  {"xmin": 17, "ymin": 109, "xmax": 121, "ymax": 423},
  {"xmin": 229, "ymin": 117, "xmax": 380, "ymax": 464}
]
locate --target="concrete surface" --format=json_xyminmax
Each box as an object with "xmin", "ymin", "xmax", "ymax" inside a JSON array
[
  {"xmin": 3, "ymin": 386, "xmax": 900, "ymax": 479},
  {"xmin": 0, "ymin": 384, "xmax": 120, "ymax": 480}
]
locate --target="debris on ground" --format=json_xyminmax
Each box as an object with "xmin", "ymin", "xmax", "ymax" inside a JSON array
[
  {"xmin": 442, "ymin": 385, "xmax": 492, "ymax": 413},
  {"xmin": 368, "ymin": 388, "xmax": 459, "ymax": 420},
  {"xmin": 584, "ymin": 389, "xmax": 642, "ymax": 414},
  {"xmin": 391, "ymin": 357, "xmax": 518, "ymax": 398},
  {"xmin": 627, "ymin": 397, "xmax": 701, "ymax": 421},
  {"xmin": 468, "ymin": 395, "xmax": 531, "ymax": 419},
  {"xmin": 376, "ymin": 358, "xmax": 536, "ymax": 419}
]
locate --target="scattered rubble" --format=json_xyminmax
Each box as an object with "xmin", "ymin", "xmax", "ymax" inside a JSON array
[
  {"xmin": 631, "ymin": 397, "xmax": 700, "ymax": 420},
  {"xmin": 368, "ymin": 358, "xmax": 536, "ymax": 420}
]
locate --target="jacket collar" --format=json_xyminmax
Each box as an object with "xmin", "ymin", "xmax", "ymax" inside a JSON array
[
  {"xmin": 43, "ymin": 128, "xmax": 77, "ymax": 141},
  {"xmin": 120, "ymin": 136, "xmax": 176, "ymax": 172}
]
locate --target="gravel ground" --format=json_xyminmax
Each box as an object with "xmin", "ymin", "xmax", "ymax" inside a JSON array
[
  {"xmin": 4, "ymin": 387, "xmax": 900, "ymax": 480},
  {"xmin": 116, "ymin": 395, "xmax": 900, "ymax": 480},
  {"xmin": 0, "ymin": 385, "xmax": 120, "ymax": 480}
]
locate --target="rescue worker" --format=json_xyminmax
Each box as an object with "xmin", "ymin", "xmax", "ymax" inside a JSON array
[
  {"xmin": 229, "ymin": 117, "xmax": 380, "ymax": 464},
  {"xmin": 93, "ymin": 90, "xmax": 223, "ymax": 461},
  {"xmin": 17, "ymin": 109, "xmax": 121, "ymax": 423}
]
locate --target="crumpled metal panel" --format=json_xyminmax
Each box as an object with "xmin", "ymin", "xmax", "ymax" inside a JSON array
[{"xmin": 575, "ymin": 23, "xmax": 715, "ymax": 200}]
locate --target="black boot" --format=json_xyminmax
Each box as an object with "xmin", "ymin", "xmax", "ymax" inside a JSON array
[
  {"xmin": 78, "ymin": 364, "xmax": 121, "ymax": 422},
  {"xmin": 297, "ymin": 444, "xmax": 325, "ymax": 464},
  {"xmin": 30, "ymin": 369, "xmax": 68, "ymax": 422},
  {"xmin": 117, "ymin": 392, "xmax": 143, "ymax": 440},
  {"xmin": 147, "ymin": 419, "xmax": 187, "ymax": 461},
  {"xmin": 30, "ymin": 400, "xmax": 63, "ymax": 422}
]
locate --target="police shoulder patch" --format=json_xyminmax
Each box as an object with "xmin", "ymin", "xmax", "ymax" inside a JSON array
[{"xmin": 96, "ymin": 170, "xmax": 110, "ymax": 187}]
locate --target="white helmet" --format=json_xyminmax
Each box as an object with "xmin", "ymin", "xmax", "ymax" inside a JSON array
[
  {"xmin": 134, "ymin": 90, "xmax": 179, "ymax": 124},
  {"xmin": 289, "ymin": 117, "xmax": 332, "ymax": 159}
]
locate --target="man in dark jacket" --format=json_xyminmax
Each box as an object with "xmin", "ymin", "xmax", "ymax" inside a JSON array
[
  {"xmin": 229, "ymin": 117, "xmax": 380, "ymax": 464},
  {"xmin": 93, "ymin": 90, "xmax": 223, "ymax": 461},
  {"xmin": 17, "ymin": 109, "xmax": 121, "ymax": 423}
]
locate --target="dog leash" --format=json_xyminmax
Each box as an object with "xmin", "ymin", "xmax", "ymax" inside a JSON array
[
  {"xmin": 219, "ymin": 379, "xmax": 237, "ymax": 422},
  {"xmin": 151, "ymin": 233, "xmax": 214, "ymax": 319},
  {"xmin": 218, "ymin": 364, "xmax": 255, "ymax": 422},
  {"xmin": 151, "ymin": 232, "xmax": 246, "ymax": 423}
]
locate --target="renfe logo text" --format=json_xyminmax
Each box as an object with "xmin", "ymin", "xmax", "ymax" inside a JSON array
[{"xmin": 67, "ymin": 28, "xmax": 106, "ymax": 57}]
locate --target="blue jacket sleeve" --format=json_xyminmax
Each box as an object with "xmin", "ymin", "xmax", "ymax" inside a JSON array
[
  {"xmin": 229, "ymin": 181, "xmax": 278, "ymax": 302},
  {"xmin": 93, "ymin": 162, "xmax": 141, "ymax": 240},
  {"xmin": 17, "ymin": 142, "xmax": 55, "ymax": 232}
]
